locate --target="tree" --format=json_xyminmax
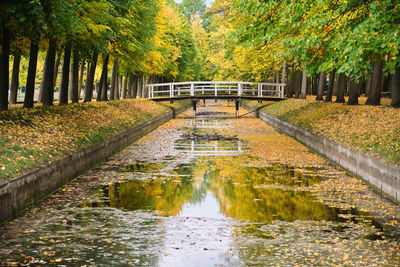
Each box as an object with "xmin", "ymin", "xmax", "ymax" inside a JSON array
[
  {"xmin": 23, "ymin": 39, "xmax": 40, "ymax": 108},
  {"xmin": 365, "ymin": 62, "xmax": 383, "ymax": 105},
  {"xmin": 180, "ymin": 0, "xmax": 206, "ymax": 19},
  {"xmin": 10, "ymin": 53, "xmax": 21, "ymax": 105},
  {"xmin": 316, "ymin": 72, "xmax": 325, "ymax": 101},
  {"xmin": 391, "ymin": 67, "xmax": 400, "ymax": 108},
  {"xmin": 59, "ymin": 43, "xmax": 71, "ymax": 105},
  {"xmin": 0, "ymin": 25, "xmax": 11, "ymax": 110}
]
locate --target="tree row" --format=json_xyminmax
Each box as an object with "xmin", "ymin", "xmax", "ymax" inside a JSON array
[{"xmin": 0, "ymin": 0, "xmax": 205, "ymax": 111}]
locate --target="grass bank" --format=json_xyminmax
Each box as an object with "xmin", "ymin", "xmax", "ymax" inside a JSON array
[
  {"xmin": 0, "ymin": 99, "xmax": 190, "ymax": 182},
  {"xmin": 244, "ymin": 98, "xmax": 400, "ymax": 165}
]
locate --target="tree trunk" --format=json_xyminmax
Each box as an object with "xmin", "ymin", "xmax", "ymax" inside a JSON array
[
  {"xmin": 59, "ymin": 44, "xmax": 71, "ymax": 105},
  {"xmin": 115, "ymin": 75, "xmax": 121, "ymax": 100},
  {"xmin": 137, "ymin": 73, "xmax": 143, "ymax": 98},
  {"xmin": 10, "ymin": 53, "xmax": 21, "ymax": 105},
  {"xmin": 143, "ymin": 74, "xmax": 149, "ymax": 98},
  {"xmin": 366, "ymin": 62, "xmax": 383, "ymax": 105},
  {"xmin": 286, "ymin": 68, "xmax": 294, "ymax": 97},
  {"xmin": 347, "ymin": 78, "xmax": 359, "ymax": 105},
  {"xmin": 110, "ymin": 59, "xmax": 118, "ymax": 100},
  {"xmin": 390, "ymin": 67, "xmax": 400, "ymax": 107},
  {"xmin": 307, "ymin": 76, "xmax": 312, "ymax": 95},
  {"xmin": 300, "ymin": 70, "xmax": 307, "ymax": 99},
  {"xmin": 24, "ymin": 39, "xmax": 40, "ymax": 108},
  {"xmin": 365, "ymin": 74, "xmax": 372, "ymax": 97},
  {"xmin": 325, "ymin": 70, "xmax": 335, "ymax": 102},
  {"xmin": 127, "ymin": 74, "xmax": 133, "ymax": 98},
  {"xmin": 295, "ymin": 70, "xmax": 302, "ymax": 98},
  {"xmin": 68, "ymin": 61, "xmax": 73, "ymax": 100},
  {"xmin": 71, "ymin": 51, "xmax": 79, "ymax": 103},
  {"xmin": 53, "ymin": 50, "xmax": 62, "ymax": 90},
  {"xmin": 84, "ymin": 52, "xmax": 98, "ymax": 102},
  {"xmin": 78, "ymin": 62, "xmax": 85, "ymax": 100},
  {"xmin": 0, "ymin": 25, "xmax": 11, "ymax": 110},
  {"xmin": 312, "ymin": 74, "xmax": 318, "ymax": 95},
  {"xmin": 281, "ymin": 61, "xmax": 287, "ymax": 84},
  {"xmin": 335, "ymin": 73, "xmax": 346, "ymax": 103},
  {"xmin": 100, "ymin": 55, "xmax": 110, "ymax": 101},
  {"xmin": 132, "ymin": 74, "xmax": 139, "ymax": 98},
  {"xmin": 122, "ymin": 72, "xmax": 128, "ymax": 99},
  {"xmin": 101, "ymin": 56, "xmax": 110, "ymax": 101},
  {"xmin": 97, "ymin": 66, "xmax": 105, "ymax": 101},
  {"xmin": 315, "ymin": 72, "xmax": 325, "ymax": 101},
  {"xmin": 38, "ymin": 48, "xmax": 49, "ymax": 103},
  {"xmin": 42, "ymin": 39, "xmax": 57, "ymax": 106}
]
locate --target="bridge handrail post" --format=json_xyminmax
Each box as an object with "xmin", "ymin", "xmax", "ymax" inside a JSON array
[
  {"xmin": 190, "ymin": 83, "xmax": 194, "ymax": 96},
  {"xmin": 214, "ymin": 83, "xmax": 217, "ymax": 96},
  {"xmin": 170, "ymin": 84, "xmax": 174, "ymax": 98},
  {"xmin": 258, "ymin": 84, "xmax": 261, "ymax": 97},
  {"xmin": 238, "ymin": 83, "xmax": 242, "ymax": 96}
]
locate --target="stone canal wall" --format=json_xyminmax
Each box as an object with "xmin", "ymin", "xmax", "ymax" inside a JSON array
[
  {"xmin": 242, "ymin": 103, "xmax": 400, "ymax": 203},
  {"xmin": 0, "ymin": 104, "xmax": 191, "ymax": 224}
]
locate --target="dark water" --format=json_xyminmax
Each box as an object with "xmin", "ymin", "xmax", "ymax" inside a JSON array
[{"xmin": 0, "ymin": 104, "xmax": 399, "ymax": 266}]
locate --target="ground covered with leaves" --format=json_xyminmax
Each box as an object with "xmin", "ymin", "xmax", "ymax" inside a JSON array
[
  {"xmin": 0, "ymin": 99, "xmax": 190, "ymax": 182},
  {"xmin": 244, "ymin": 98, "xmax": 400, "ymax": 165}
]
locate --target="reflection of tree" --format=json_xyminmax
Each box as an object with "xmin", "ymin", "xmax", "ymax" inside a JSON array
[
  {"xmin": 88, "ymin": 161, "xmax": 209, "ymax": 216},
  {"xmin": 105, "ymin": 176, "xmax": 193, "ymax": 216},
  {"xmin": 83, "ymin": 155, "xmax": 334, "ymax": 223},
  {"xmin": 206, "ymin": 156, "xmax": 335, "ymax": 223}
]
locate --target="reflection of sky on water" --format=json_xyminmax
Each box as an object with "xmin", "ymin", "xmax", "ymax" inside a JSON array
[{"xmin": 159, "ymin": 192, "xmax": 237, "ymax": 267}]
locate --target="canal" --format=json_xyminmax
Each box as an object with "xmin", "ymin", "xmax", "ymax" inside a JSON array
[{"xmin": 1, "ymin": 101, "xmax": 400, "ymax": 266}]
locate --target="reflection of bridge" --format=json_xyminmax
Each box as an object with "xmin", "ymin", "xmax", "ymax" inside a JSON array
[
  {"xmin": 188, "ymin": 119, "xmax": 231, "ymax": 128},
  {"xmin": 174, "ymin": 140, "xmax": 244, "ymax": 156},
  {"xmin": 147, "ymin": 81, "xmax": 285, "ymax": 100}
]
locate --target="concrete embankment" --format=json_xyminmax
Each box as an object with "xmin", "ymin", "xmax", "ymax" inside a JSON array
[
  {"xmin": 242, "ymin": 103, "xmax": 400, "ymax": 203},
  {"xmin": 0, "ymin": 104, "xmax": 190, "ymax": 224}
]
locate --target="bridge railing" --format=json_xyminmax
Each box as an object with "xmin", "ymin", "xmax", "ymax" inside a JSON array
[
  {"xmin": 146, "ymin": 81, "xmax": 285, "ymax": 99},
  {"xmin": 258, "ymin": 83, "xmax": 285, "ymax": 98}
]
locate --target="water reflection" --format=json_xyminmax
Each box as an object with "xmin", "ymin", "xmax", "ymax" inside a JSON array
[
  {"xmin": 83, "ymin": 156, "xmax": 363, "ymax": 224},
  {"xmin": 174, "ymin": 140, "xmax": 244, "ymax": 156},
  {"xmin": 188, "ymin": 119, "xmax": 232, "ymax": 128}
]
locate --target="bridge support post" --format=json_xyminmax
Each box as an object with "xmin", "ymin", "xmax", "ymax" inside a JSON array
[
  {"xmin": 235, "ymin": 100, "xmax": 239, "ymax": 118},
  {"xmin": 203, "ymin": 98, "xmax": 206, "ymax": 106},
  {"xmin": 192, "ymin": 100, "xmax": 197, "ymax": 117}
]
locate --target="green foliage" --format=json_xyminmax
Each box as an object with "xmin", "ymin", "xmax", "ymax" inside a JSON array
[
  {"xmin": 179, "ymin": 0, "xmax": 206, "ymax": 19},
  {"xmin": 235, "ymin": 0, "xmax": 400, "ymax": 78}
]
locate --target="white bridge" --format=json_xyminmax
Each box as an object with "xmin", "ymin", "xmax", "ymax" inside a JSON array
[{"xmin": 146, "ymin": 81, "xmax": 285, "ymax": 100}]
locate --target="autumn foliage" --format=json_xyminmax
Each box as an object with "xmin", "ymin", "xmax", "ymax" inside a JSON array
[
  {"xmin": 246, "ymin": 99, "xmax": 400, "ymax": 165},
  {"xmin": 0, "ymin": 99, "xmax": 189, "ymax": 181}
]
